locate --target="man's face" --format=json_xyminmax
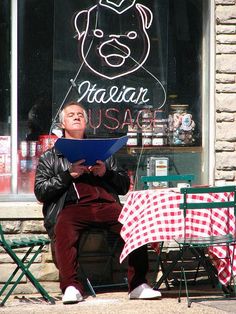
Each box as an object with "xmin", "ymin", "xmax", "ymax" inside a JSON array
[{"xmin": 61, "ymin": 105, "xmax": 87, "ymax": 138}]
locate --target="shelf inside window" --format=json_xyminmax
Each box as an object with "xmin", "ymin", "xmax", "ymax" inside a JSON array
[{"xmin": 125, "ymin": 146, "xmax": 202, "ymax": 155}]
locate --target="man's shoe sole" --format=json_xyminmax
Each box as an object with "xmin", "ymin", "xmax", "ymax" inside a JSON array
[
  {"xmin": 129, "ymin": 295, "xmax": 162, "ymax": 300},
  {"xmin": 63, "ymin": 300, "xmax": 79, "ymax": 304}
]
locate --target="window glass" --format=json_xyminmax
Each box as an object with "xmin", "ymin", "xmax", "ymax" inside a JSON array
[
  {"xmin": 52, "ymin": 0, "xmax": 203, "ymax": 188},
  {"xmin": 0, "ymin": 0, "xmax": 206, "ymax": 197},
  {"xmin": 17, "ymin": 0, "xmax": 54, "ymax": 194},
  {"xmin": 0, "ymin": 1, "xmax": 11, "ymax": 193}
]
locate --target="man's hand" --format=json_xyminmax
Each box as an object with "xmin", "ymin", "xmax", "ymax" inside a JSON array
[
  {"xmin": 69, "ymin": 160, "xmax": 89, "ymax": 178},
  {"xmin": 89, "ymin": 160, "xmax": 106, "ymax": 177}
]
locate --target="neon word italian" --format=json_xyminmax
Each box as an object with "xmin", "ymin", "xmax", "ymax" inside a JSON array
[{"xmin": 77, "ymin": 80, "xmax": 150, "ymax": 104}]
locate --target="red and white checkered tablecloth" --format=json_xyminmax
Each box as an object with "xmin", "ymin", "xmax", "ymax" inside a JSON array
[{"xmin": 118, "ymin": 188, "xmax": 236, "ymax": 285}]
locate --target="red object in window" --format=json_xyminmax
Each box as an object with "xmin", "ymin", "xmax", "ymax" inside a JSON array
[
  {"xmin": 128, "ymin": 170, "xmax": 135, "ymax": 191},
  {"xmin": 38, "ymin": 135, "xmax": 58, "ymax": 154},
  {"xmin": 0, "ymin": 175, "xmax": 10, "ymax": 193}
]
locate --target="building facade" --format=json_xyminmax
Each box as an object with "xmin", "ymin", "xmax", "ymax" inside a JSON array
[{"xmin": 0, "ymin": 0, "xmax": 236, "ymax": 295}]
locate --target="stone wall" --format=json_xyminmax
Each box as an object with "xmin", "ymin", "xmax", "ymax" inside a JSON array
[
  {"xmin": 215, "ymin": 0, "xmax": 236, "ymax": 181},
  {"xmin": 0, "ymin": 203, "xmax": 60, "ymax": 295}
]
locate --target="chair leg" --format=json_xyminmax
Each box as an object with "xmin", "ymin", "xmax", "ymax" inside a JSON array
[
  {"xmin": 0, "ymin": 247, "xmax": 37, "ymax": 306},
  {"xmin": 91, "ymin": 234, "xmax": 128, "ymax": 291},
  {"xmin": 192, "ymin": 260, "xmax": 200, "ymax": 285},
  {"xmin": 182, "ymin": 266, "xmax": 191, "ymax": 308},
  {"xmin": 178, "ymin": 266, "xmax": 183, "ymax": 303},
  {"xmin": 156, "ymin": 242, "xmax": 170, "ymax": 290},
  {"xmin": 0, "ymin": 246, "xmax": 34, "ymax": 299},
  {"xmin": 178, "ymin": 246, "xmax": 191, "ymax": 308},
  {"xmin": 188, "ymin": 248, "xmax": 217, "ymax": 288},
  {"xmin": 153, "ymin": 250, "xmax": 182, "ymax": 290},
  {"xmin": 229, "ymin": 243, "xmax": 236, "ymax": 296},
  {"xmin": 196, "ymin": 248, "xmax": 218, "ymax": 287},
  {"xmin": 77, "ymin": 230, "xmax": 126, "ymax": 294},
  {"xmin": 86, "ymin": 278, "xmax": 96, "ymax": 297},
  {"xmin": 159, "ymin": 258, "xmax": 170, "ymax": 290},
  {"xmin": 0, "ymin": 245, "xmax": 55, "ymax": 306},
  {"xmin": 97, "ymin": 244, "xmax": 116, "ymax": 284}
]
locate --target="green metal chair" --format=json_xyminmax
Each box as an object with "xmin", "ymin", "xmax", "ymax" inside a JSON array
[
  {"xmin": 0, "ymin": 224, "xmax": 55, "ymax": 306},
  {"xmin": 140, "ymin": 174, "xmax": 195, "ymax": 290},
  {"xmin": 77, "ymin": 227, "xmax": 128, "ymax": 297},
  {"xmin": 175, "ymin": 185, "xmax": 236, "ymax": 307},
  {"xmin": 141, "ymin": 174, "xmax": 195, "ymax": 190}
]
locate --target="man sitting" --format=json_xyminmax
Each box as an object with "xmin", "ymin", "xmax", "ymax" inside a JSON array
[{"xmin": 34, "ymin": 101, "xmax": 161, "ymax": 304}]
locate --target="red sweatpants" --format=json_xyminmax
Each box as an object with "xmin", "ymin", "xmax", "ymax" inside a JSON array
[{"xmin": 53, "ymin": 202, "xmax": 148, "ymax": 294}]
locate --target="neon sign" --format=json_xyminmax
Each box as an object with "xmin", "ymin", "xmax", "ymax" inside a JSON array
[
  {"xmin": 86, "ymin": 108, "xmax": 162, "ymax": 132},
  {"xmin": 74, "ymin": 0, "xmax": 153, "ymax": 80},
  {"xmin": 59, "ymin": 0, "xmax": 168, "ymax": 132},
  {"xmin": 99, "ymin": 0, "xmax": 136, "ymax": 14},
  {"xmin": 76, "ymin": 81, "xmax": 150, "ymax": 104}
]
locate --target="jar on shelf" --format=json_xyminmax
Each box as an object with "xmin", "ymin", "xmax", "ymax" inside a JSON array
[
  {"xmin": 168, "ymin": 104, "xmax": 195, "ymax": 146},
  {"xmin": 142, "ymin": 132, "xmax": 152, "ymax": 147},
  {"xmin": 141, "ymin": 114, "xmax": 153, "ymax": 147},
  {"xmin": 127, "ymin": 132, "xmax": 138, "ymax": 146},
  {"xmin": 127, "ymin": 123, "xmax": 138, "ymax": 146},
  {"xmin": 152, "ymin": 134, "xmax": 168, "ymax": 146},
  {"xmin": 152, "ymin": 110, "xmax": 168, "ymax": 146},
  {"xmin": 142, "ymin": 107, "xmax": 152, "ymax": 125}
]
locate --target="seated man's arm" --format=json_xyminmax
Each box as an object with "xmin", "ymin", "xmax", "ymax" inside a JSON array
[{"xmin": 34, "ymin": 150, "xmax": 72, "ymax": 203}]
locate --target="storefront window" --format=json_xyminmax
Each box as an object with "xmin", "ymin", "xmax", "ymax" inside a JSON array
[
  {"xmin": 0, "ymin": 0, "xmax": 210, "ymax": 198},
  {"xmin": 52, "ymin": 0, "xmax": 204, "ymax": 189}
]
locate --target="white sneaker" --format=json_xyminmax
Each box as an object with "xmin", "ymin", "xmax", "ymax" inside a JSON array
[
  {"xmin": 129, "ymin": 283, "xmax": 162, "ymax": 300},
  {"xmin": 62, "ymin": 286, "xmax": 83, "ymax": 304}
]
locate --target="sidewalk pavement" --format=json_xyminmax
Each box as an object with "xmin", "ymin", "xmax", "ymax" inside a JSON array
[{"xmin": 0, "ymin": 286, "xmax": 235, "ymax": 314}]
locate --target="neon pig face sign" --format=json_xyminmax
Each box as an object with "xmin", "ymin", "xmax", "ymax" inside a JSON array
[{"xmin": 74, "ymin": 0, "xmax": 153, "ymax": 80}]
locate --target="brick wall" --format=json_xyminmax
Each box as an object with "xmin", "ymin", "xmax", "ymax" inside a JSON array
[{"xmin": 215, "ymin": 0, "xmax": 236, "ymax": 181}]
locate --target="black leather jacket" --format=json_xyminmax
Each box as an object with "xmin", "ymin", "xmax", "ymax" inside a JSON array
[{"xmin": 34, "ymin": 146, "xmax": 130, "ymax": 237}]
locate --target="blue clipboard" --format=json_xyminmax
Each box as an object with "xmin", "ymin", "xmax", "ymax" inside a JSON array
[{"xmin": 55, "ymin": 135, "xmax": 128, "ymax": 166}]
